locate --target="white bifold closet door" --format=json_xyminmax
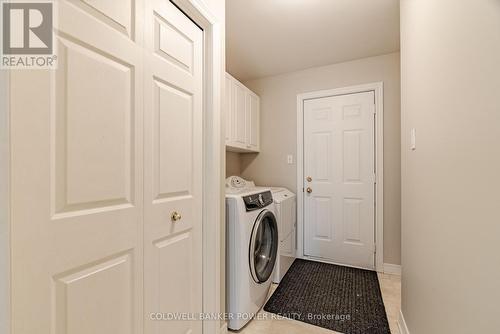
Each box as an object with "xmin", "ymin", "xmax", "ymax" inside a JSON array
[
  {"xmin": 9, "ymin": 0, "xmax": 204, "ymax": 333},
  {"xmin": 143, "ymin": 1, "xmax": 203, "ymax": 334}
]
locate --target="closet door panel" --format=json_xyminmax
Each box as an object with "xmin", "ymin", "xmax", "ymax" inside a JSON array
[
  {"xmin": 143, "ymin": 1, "xmax": 204, "ymax": 333},
  {"xmin": 10, "ymin": 1, "xmax": 144, "ymax": 333}
]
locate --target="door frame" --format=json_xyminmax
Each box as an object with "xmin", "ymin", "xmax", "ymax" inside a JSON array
[
  {"xmin": 171, "ymin": 1, "xmax": 223, "ymax": 333},
  {"xmin": 296, "ymin": 82, "xmax": 384, "ymax": 272},
  {"xmin": 0, "ymin": 1, "xmax": 224, "ymax": 333}
]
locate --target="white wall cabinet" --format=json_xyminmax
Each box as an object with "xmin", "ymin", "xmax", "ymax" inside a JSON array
[{"xmin": 225, "ymin": 73, "xmax": 260, "ymax": 152}]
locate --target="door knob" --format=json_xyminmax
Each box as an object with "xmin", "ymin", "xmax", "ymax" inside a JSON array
[
  {"xmin": 171, "ymin": 211, "xmax": 182, "ymax": 222},
  {"xmin": 306, "ymin": 187, "xmax": 313, "ymax": 194},
  {"xmin": 306, "ymin": 176, "xmax": 312, "ymax": 182}
]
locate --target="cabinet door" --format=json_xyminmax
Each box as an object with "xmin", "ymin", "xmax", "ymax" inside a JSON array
[
  {"xmin": 245, "ymin": 92, "xmax": 259, "ymax": 151},
  {"xmin": 245, "ymin": 93, "xmax": 252, "ymax": 150},
  {"xmin": 233, "ymin": 82, "xmax": 247, "ymax": 146},
  {"xmin": 249, "ymin": 93, "xmax": 260, "ymax": 150},
  {"xmin": 225, "ymin": 73, "xmax": 260, "ymax": 152},
  {"xmin": 225, "ymin": 75, "xmax": 232, "ymax": 143}
]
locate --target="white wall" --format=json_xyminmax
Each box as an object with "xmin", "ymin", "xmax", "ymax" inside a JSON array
[
  {"xmin": 0, "ymin": 69, "xmax": 10, "ymax": 334},
  {"xmin": 400, "ymin": 1, "xmax": 500, "ymax": 333},
  {"xmin": 238, "ymin": 52, "xmax": 402, "ymax": 265},
  {"xmin": 225, "ymin": 151, "xmax": 241, "ymax": 177}
]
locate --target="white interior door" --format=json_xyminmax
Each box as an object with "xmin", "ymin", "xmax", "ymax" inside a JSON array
[
  {"xmin": 143, "ymin": 1, "xmax": 203, "ymax": 333},
  {"xmin": 303, "ymin": 91, "xmax": 376, "ymax": 270},
  {"xmin": 10, "ymin": 1, "xmax": 144, "ymax": 333}
]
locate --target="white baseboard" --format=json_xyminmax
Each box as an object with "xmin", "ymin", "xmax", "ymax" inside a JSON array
[
  {"xmin": 383, "ymin": 263, "xmax": 401, "ymax": 275},
  {"xmin": 398, "ymin": 310, "xmax": 410, "ymax": 334},
  {"xmin": 219, "ymin": 322, "xmax": 228, "ymax": 334}
]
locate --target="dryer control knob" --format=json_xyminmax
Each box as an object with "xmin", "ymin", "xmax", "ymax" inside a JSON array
[{"xmin": 258, "ymin": 194, "xmax": 265, "ymax": 206}]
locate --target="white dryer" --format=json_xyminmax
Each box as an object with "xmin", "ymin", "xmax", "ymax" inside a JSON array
[
  {"xmin": 271, "ymin": 187, "xmax": 296, "ymax": 283},
  {"xmin": 226, "ymin": 188, "xmax": 278, "ymax": 330}
]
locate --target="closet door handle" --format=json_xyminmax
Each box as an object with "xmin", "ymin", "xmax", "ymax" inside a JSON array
[{"xmin": 171, "ymin": 211, "xmax": 182, "ymax": 222}]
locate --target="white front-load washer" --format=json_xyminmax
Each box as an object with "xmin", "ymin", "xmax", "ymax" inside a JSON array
[{"xmin": 226, "ymin": 188, "xmax": 278, "ymax": 331}]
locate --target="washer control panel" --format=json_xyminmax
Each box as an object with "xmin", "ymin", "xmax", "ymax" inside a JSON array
[{"xmin": 243, "ymin": 191, "xmax": 273, "ymax": 211}]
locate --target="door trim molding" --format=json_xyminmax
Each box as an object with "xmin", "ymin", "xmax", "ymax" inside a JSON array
[
  {"xmin": 155, "ymin": 1, "xmax": 223, "ymax": 333},
  {"xmin": 296, "ymin": 82, "xmax": 384, "ymax": 272}
]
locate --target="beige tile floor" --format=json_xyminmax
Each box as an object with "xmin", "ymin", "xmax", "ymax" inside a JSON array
[{"xmin": 236, "ymin": 273, "xmax": 401, "ymax": 334}]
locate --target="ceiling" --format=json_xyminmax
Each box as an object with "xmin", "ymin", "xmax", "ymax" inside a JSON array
[{"xmin": 226, "ymin": 0, "xmax": 400, "ymax": 81}]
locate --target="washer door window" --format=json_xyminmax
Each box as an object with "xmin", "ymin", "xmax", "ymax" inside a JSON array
[{"xmin": 249, "ymin": 210, "xmax": 278, "ymax": 283}]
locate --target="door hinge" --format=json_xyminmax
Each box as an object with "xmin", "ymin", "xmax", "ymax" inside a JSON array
[{"xmin": 373, "ymin": 244, "xmax": 377, "ymax": 253}]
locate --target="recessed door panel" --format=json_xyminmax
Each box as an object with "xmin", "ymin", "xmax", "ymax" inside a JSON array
[
  {"xmin": 152, "ymin": 232, "xmax": 195, "ymax": 333},
  {"xmin": 77, "ymin": 0, "xmax": 134, "ymax": 37},
  {"xmin": 343, "ymin": 198, "xmax": 363, "ymax": 244},
  {"xmin": 342, "ymin": 104, "xmax": 362, "ymax": 120},
  {"xmin": 54, "ymin": 36, "xmax": 134, "ymax": 214},
  {"xmin": 343, "ymin": 130, "xmax": 362, "ymax": 183},
  {"xmin": 311, "ymin": 132, "xmax": 332, "ymax": 182},
  {"xmin": 313, "ymin": 197, "xmax": 332, "ymax": 240},
  {"xmin": 313, "ymin": 107, "xmax": 331, "ymax": 121},
  {"xmin": 154, "ymin": 12, "xmax": 194, "ymax": 73},
  {"xmin": 152, "ymin": 79, "xmax": 193, "ymax": 201},
  {"xmin": 54, "ymin": 252, "xmax": 134, "ymax": 334}
]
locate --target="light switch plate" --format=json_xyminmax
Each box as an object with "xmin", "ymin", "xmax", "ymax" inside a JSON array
[{"xmin": 287, "ymin": 154, "xmax": 293, "ymax": 164}]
